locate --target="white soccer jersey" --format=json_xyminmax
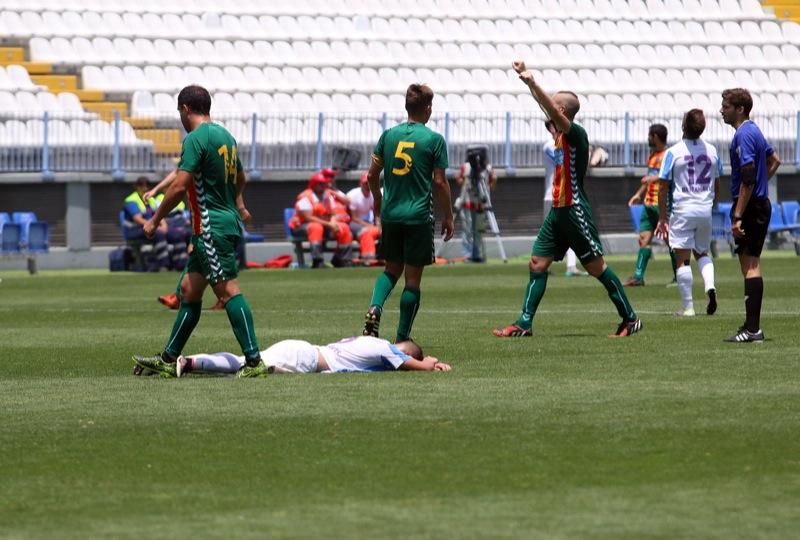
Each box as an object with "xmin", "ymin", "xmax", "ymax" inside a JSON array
[
  {"xmin": 658, "ymin": 138, "xmax": 722, "ymax": 217},
  {"xmin": 346, "ymin": 187, "xmax": 374, "ymax": 221},
  {"xmin": 319, "ymin": 336, "xmax": 411, "ymax": 373}
]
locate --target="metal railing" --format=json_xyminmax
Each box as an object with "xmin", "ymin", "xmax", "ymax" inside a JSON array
[{"xmin": 0, "ymin": 110, "xmax": 798, "ymax": 175}]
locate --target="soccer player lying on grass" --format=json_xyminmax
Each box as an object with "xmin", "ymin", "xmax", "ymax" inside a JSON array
[{"xmin": 132, "ymin": 336, "xmax": 451, "ymax": 378}]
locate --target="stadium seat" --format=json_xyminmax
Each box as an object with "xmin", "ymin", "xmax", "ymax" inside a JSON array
[{"xmin": 0, "ymin": 222, "xmax": 22, "ymax": 254}]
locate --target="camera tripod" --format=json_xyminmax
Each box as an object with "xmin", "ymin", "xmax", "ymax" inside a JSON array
[{"xmin": 464, "ymin": 164, "xmax": 507, "ymax": 263}]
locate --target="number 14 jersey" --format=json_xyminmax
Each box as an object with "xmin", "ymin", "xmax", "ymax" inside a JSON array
[{"xmin": 658, "ymin": 138, "xmax": 723, "ymax": 218}]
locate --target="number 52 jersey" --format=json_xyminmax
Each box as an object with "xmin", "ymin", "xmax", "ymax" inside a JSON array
[
  {"xmin": 658, "ymin": 138, "xmax": 723, "ymax": 218},
  {"xmin": 372, "ymin": 122, "xmax": 449, "ymax": 224}
]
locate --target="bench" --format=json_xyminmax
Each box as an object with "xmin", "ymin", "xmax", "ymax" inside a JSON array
[
  {"xmin": 284, "ymin": 208, "xmax": 368, "ymax": 267},
  {"xmin": 0, "ymin": 211, "xmax": 49, "ymax": 273}
]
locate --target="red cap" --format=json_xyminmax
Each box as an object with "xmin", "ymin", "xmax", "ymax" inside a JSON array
[
  {"xmin": 321, "ymin": 167, "xmax": 337, "ymax": 179},
  {"xmin": 308, "ymin": 172, "xmax": 330, "ymax": 188}
]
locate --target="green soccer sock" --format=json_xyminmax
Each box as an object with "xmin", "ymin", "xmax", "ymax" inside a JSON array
[
  {"xmin": 224, "ymin": 294, "xmax": 261, "ymax": 361},
  {"xmin": 174, "ymin": 266, "xmax": 187, "ymax": 298},
  {"xmin": 598, "ymin": 267, "xmax": 637, "ymax": 321},
  {"xmin": 633, "ymin": 247, "xmax": 652, "ymax": 280},
  {"xmin": 514, "ymin": 271, "xmax": 548, "ymax": 330},
  {"xmin": 669, "ymin": 249, "xmax": 678, "ymax": 279},
  {"xmin": 369, "ymin": 271, "xmax": 399, "ymax": 311},
  {"xmin": 164, "ymin": 301, "xmax": 202, "ymax": 357},
  {"xmin": 396, "ymin": 287, "xmax": 421, "ymax": 342}
]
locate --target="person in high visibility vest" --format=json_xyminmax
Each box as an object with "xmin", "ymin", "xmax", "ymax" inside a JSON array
[
  {"xmin": 289, "ymin": 172, "xmax": 353, "ymax": 268},
  {"xmin": 153, "ymin": 191, "xmax": 190, "ymax": 270},
  {"xmin": 347, "ymin": 173, "xmax": 381, "ymax": 264},
  {"xmin": 122, "ymin": 176, "xmax": 170, "ymax": 271}
]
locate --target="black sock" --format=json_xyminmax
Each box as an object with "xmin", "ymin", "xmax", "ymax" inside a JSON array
[{"xmin": 744, "ymin": 277, "xmax": 763, "ymax": 332}]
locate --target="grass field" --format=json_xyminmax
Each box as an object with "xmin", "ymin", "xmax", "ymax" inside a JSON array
[{"xmin": 1, "ymin": 254, "xmax": 799, "ymax": 539}]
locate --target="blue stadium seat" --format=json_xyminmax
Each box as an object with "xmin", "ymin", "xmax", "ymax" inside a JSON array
[
  {"xmin": 768, "ymin": 202, "xmax": 793, "ymax": 234},
  {"xmin": 242, "ymin": 228, "xmax": 264, "ymax": 243},
  {"xmin": 10, "ymin": 211, "xmax": 49, "ymax": 252},
  {"xmin": 781, "ymin": 201, "xmax": 799, "ymax": 230},
  {"xmin": 283, "ymin": 207, "xmax": 296, "ymax": 240},
  {"xmin": 629, "ymin": 204, "xmax": 644, "ymax": 232},
  {"xmin": 0, "ymin": 212, "xmax": 10, "ymax": 226},
  {"xmin": 27, "ymin": 222, "xmax": 49, "ymax": 253},
  {"xmin": 1, "ymin": 222, "xmax": 22, "ymax": 254}
]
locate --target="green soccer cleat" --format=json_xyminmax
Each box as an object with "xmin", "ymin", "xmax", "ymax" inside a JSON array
[
  {"xmin": 132, "ymin": 354, "xmax": 176, "ymax": 378},
  {"xmin": 237, "ymin": 363, "xmax": 271, "ymax": 378}
]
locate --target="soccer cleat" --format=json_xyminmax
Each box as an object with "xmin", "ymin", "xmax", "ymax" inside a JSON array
[
  {"xmin": 673, "ymin": 307, "xmax": 696, "ymax": 317},
  {"xmin": 610, "ymin": 318, "xmax": 642, "ymax": 338},
  {"xmin": 175, "ymin": 355, "xmax": 190, "ymax": 378},
  {"xmin": 706, "ymin": 289, "xmax": 717, "ymax": 315},
  {"xmin": 666, "ymin": 277, "xmax": 678, "ymax": 288},
  {"xmin": 158, "ymin": 293, "xmax": 180, "ymax": 310},
  {"xmin": 237, "ymin": 363, "xmax": 271, "ymax": 378},
  {"xmin": 362, "ymin": 305, "xmax": 382, "ymax": 337},
  {"xmin": 622, "ymin": 277, "xmax": 645, "ymax": 287},
  {"xmin": 724, "ymin": 327, "xmax": 765, "ymax": 343},
  {"xmin": 492, "ymin": 324, "xmax": 532, "ymax": 337},
  {"xmin": 132, "ymin": 364, "xmax": 157, "ymax": 376},
  {"xmin": 132, "ymin": 354, "xmax": 177, "ymax": 378}
]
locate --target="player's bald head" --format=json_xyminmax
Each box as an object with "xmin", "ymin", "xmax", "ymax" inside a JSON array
[{"xmin": 552, "ymin": 91, "xmax": 580, "ymax": 120}]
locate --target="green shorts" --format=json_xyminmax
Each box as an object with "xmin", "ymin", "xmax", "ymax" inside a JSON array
[
  {"xmin": 639, "ymin": 205, "xmax": 660, "ymax": 233},
  {"xmin": 533, "ymin": 205, "xmax": 604, "ymax": 264},
  {"xmin": 379, "ymin": 220, "xmax": 435, "ymax": 266},
  {"xmin": 187, "ymin": 232, "xmax": 240, "ymax": 284}
]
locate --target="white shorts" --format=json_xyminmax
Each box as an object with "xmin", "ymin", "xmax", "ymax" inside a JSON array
[
  {"xmin": 261, "ymin": 340, "xmax": 320, "ymax": 373},
  {"xmin": 669, "ymin": 214, "xmax": 712, "ymax": 253}
]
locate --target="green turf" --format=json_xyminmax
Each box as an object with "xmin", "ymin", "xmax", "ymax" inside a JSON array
[{"xmin": 1, "ymin": 255, "xmax": 799, "ymax": 539}]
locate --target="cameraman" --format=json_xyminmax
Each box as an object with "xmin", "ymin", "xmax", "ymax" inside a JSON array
[{"xmin": 455, "ymin": 147, "xmax": 497, "ymax": 261}]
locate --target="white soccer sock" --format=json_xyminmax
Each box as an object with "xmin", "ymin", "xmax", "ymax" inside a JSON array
[
  {"xmin": 696, "ymin": 255, "xmax": 715, "ymax": 292},
  {"xmin": 676, "ymin": 265, "xmax": 694, "ymax": 310},
  {"xmin": 566, "ymin": 249, "xmax": 577, "ymax": 270},
  {"xmin": 189, "ymin": 352, "xmax": 245, "ymax": 374}
]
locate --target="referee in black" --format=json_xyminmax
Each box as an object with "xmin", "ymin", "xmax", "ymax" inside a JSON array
[{"xmin": 720, "ymin": 88, "xmax": 781, "ymax": 343}]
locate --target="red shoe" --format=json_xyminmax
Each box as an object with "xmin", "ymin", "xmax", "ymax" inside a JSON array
[
  {"xmin": 492, "ymin": 324, "xmax": 532, "ymax": 337},
  {"xmin": 158, "ymin": 293, "xmax": 180, "ymax": 310},
  {"xmin": 622, "ymin": 277, "xmax": 645, "ymax": 287},
  {"xmin": 208, "ymin": 299, "xmax": 226, "ymax": 311},
  {"xmin": 609, "ymin": 319, "xmax": 642, "ymax": 338}
]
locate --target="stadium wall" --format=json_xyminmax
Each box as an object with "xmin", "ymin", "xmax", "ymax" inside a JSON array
[{"xmin": 1, "ymin": 170, "xmax": 799, "ymax": 270}]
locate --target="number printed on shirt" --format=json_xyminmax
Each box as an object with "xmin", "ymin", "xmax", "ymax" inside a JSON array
[
  {"xmin": 392, "ymin": 141, "xmax": 415, "ymax": 176},
  {"xmin": 686, "ymin": 154, "xmax": 713, "ymax": 186},
  {"xmin": 217, "ymin": 144, "xmax": 238, "ymax": 184}
]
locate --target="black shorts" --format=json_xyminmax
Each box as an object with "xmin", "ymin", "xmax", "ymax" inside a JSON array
[{"xmin": 731, "ymin": 197, "xmax": 771, "ymax": 257}]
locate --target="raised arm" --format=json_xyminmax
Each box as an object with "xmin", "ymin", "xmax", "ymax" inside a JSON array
[{"xmin": 512, "ymin": 61, "xmax": 571, "ymax": 134}]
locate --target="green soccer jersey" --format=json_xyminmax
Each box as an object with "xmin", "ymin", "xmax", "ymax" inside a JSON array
[
  {"xmin": 372, "ymin": 122, "xmax": 449, "ymax": 224},
  {"xmin": 177, "ymin": 122, "xmax": 243, "ymax": 237}
]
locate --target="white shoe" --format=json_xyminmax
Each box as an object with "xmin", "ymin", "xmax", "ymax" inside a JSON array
[{"xmin": 674, "ymin": 307, "xmax": 696, "ymax": 317}]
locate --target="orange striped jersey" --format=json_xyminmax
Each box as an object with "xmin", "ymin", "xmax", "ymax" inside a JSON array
[
  {"xmin": 643, "ymin": 149, "xmax": 666, "ymax": 206},
  {"xmin": 551, "ymin": 122, "xmax": 590, "ymax": 208}
]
